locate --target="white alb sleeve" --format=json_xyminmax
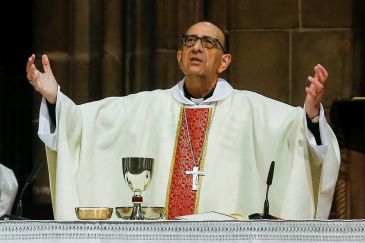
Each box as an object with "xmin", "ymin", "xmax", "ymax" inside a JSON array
[
  {"xmin": 303, "ymin": 103, "xmax": 328, "ymax": 163},
  {"xmin": 37, "ymin": 86, "xmax": 61, "ymax": 151}
]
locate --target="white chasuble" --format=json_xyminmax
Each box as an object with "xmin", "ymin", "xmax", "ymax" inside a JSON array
[{"xmin": 41, "ymin": 80, "xmax": 340, "ymax": 220}]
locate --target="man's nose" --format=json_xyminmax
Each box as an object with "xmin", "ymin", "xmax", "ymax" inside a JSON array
[{"xmin": 192, "ymin": 39, "xmax": 204, "ymax": 52}]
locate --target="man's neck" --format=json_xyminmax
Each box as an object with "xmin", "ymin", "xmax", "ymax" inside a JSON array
[
  {"xmin": 184, "ymin": 83, "xmax": 216, "ymax": 101},
  {"xmin": 184, "ymin": 77, "xmax": 218, "ymax": 98}
]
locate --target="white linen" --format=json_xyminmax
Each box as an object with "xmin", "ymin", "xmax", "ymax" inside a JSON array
[{"xmin": 1, "ymin": 220, "xmax": 365, "ymax": 242}]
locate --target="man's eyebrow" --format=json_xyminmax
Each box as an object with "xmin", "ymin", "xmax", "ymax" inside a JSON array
[{"xmin": 185, "ymin": 34, "xmax": 219, "ymax": 38}]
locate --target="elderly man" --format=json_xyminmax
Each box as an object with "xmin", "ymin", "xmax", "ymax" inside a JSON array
[{"xmin": 26, "ymin": 21, "xmax": 340, "ymax": 220}]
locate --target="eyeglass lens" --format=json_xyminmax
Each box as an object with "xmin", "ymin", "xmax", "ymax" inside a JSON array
[{"xmin": 183, "ymin": 35, "xmax": 225, "ymax": 53}]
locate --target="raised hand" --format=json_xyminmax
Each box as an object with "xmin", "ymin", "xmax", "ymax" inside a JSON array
[
  {"xmin": 26, "ymin": 54, "xmax": 58, "ymax": 104},
  {"xmin": 304, "ymin": 64, "xmax": 328, "ymax": 118}
]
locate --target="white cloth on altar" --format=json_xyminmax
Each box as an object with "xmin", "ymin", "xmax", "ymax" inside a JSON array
[
  {"xmin": 0, "ymin": 163, "xmax": 18, "ymax": 216},
  {"xmin": 37, "ymin": 78, "xmax": 340, "ymax": 220}
]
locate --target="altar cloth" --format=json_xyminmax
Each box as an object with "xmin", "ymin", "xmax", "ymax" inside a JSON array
[{"xmin": 0, "ymin": 220, "xmax": 364, "ymax": 242}]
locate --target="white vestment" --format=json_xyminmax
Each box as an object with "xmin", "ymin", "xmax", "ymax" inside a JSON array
[
  {"xmin": 0, "ymin": 163, "xmax": 18, "ymax": 216},
  {"xmin": 38, "ymin": 79, "xmax": 340, "ymax": 220}
]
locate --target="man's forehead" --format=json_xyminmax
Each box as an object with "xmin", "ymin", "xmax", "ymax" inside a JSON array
[{"xmin": 185, "ymin": 22, "xmax": 223, "ymax": 39}]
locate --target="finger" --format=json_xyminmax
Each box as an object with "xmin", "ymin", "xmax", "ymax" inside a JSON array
[
  {"xmin": 306, "ymin": 77, "xmax": 317, "ymax": 92},
  {"xmin": 30, "ymin": 64, "xmax": 40, "ymax": 82},
  {"xmin": 307, "ymin": 79, "xmax": 324, "ymax": 102},
  {"xmin": 314, "ymin": 66, "xmax": 325, "ymax": 83},
  {"xmin": 317, "ymin": 64, "xmax": 328, "ymax": 77},
  {"xmin": 315, "ymin": 65, "xmax": 328, "ymax": 83},
  {"xmin": 307, "ymin": 75, "xmax": 316, "ymax": 85},
  {"xmin": 42, "ymin": 55, "xmax": 53, "ymax": 75},
  {"xmin": 317, "ymin": 64, "xmax": 328, "ymax": 82},
  {"xmin": 313, "ymin": 66, "xmax": 318, "ymax": 80},
  {"xmin": 26, "ymin": 54, "xmax": 35, "ymax": 74},
  {"xmin": 308, "ymin": 76, "xmax": 324, "ymax": 92},
  {"xmin": 26, "ymin": 55, "xmax": 37, "ymax": 82},
  {"xmin": 27, "ymin": 63, "xmax": 36, "ymax": 80},
  {"xmin": 307, "ymin": 77, "xmax": 323, "ymax": 99},
  {"xmin": 305, "ymin": 87, "xmax": 317, "ymax": 99}
]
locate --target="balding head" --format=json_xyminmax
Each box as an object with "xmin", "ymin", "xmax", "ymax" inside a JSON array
[
  {"xmin": 184, "ymin": 21, "xmax": 227, "ymax": 53},
  {"xmin": 177, "ymin": 20, "xmax": 232, "ymax": 92}
]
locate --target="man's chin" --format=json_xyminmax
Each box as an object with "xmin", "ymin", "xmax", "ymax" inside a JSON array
[{"xmin": 184, "ymin": 67, "xmax": 205, "ymax": 76}]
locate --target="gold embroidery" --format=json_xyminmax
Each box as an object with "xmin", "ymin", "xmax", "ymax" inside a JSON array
[
  {"xmin": 165, "ymin": 107, "xmax": 184, "ymax": 218},
  {"xmin": 194, "ymin": 107, "xmax": 214, "ymax": 213}
]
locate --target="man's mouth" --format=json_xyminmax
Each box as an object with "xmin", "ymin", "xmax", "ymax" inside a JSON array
[{"xmin": 189, "ymin": 57, "xmax": 203, "ymax": 64}]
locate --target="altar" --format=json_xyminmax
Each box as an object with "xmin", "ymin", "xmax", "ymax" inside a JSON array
[{"xmin": 1, "ymin": 220, "xmax": 365, "ymax": 242}]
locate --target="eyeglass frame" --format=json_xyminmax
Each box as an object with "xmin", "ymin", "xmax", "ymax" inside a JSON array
[{"xmin": 181, "ymin": 34, "xmax": 227, "ymax": 54}]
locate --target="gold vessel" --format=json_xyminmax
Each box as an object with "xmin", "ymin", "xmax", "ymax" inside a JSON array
[
  {"xmin": 75, "ymin": 207, "xmax": 113, "ymax": 220},
  {"xmin": 115, "ymin": 206, "xmax": 165, "ymax": 220}
]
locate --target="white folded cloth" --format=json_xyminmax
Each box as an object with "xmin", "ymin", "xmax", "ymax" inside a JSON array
[{"xmin": 0, "ymin": 163, "xmax": 18, "ymax": 216}]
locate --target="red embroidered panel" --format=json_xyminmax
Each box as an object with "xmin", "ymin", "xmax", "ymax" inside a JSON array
[{"xmin": 167, "ymin": 107, "xmax": 210, "ymax": 219}]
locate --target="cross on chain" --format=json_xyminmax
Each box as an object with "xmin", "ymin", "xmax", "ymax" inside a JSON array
[{"xmin": 185, "ymin": 166, "xmax": 205, "ymax": 191}]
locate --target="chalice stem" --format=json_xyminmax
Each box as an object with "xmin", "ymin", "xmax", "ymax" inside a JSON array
[{"xmin": 130, "ymin": 195, "xmax": 144, "ymax": 220}]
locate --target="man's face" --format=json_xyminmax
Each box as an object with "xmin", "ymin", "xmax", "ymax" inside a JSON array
[{"xmin": 177, "ymin": 22, "xmax": 230, "ymax": 80}]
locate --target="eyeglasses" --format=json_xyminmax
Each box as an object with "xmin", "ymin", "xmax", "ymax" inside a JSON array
[{"xmin": 181, "ymin": 35, "xmax": 226, "ymax": 53}]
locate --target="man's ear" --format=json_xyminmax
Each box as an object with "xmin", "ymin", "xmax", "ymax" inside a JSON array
[
  {"xmin": 218, "ymin": 54, "xmax": 232, "ymax": 74},
  {"xmin": 177, "ymin": 50, "xmax": 182, "ymax": 64}
]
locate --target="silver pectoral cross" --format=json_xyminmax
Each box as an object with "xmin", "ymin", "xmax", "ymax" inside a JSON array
[{"xmin": 185, "ymin": 166, "xmax": 205, "ymax": 191}]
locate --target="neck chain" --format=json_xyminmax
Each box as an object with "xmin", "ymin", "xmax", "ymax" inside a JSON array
[{"xmin": 183, "ymin": 104, "xmax": 216, "ymax": 167}]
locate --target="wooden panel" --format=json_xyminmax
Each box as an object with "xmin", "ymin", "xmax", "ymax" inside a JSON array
[
  {"xmin": 331, "ymin": 100, "xmax": 365, "ymax": 218},
  {"xmin": 348, "ymin": 150, "xmax": 365, "ymax": 218}
]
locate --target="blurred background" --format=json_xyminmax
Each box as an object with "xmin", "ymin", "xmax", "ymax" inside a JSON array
[{"xmin": 0, "ymin": 0, "xmax": 364, "ymax": 219}]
